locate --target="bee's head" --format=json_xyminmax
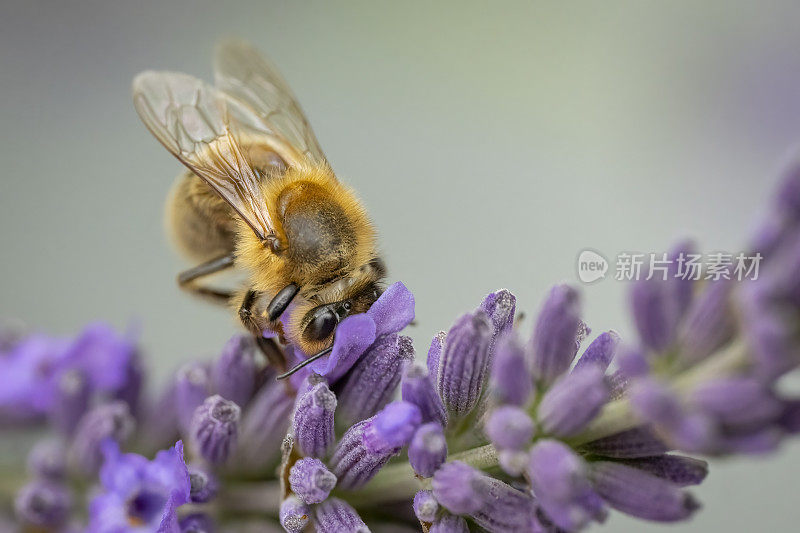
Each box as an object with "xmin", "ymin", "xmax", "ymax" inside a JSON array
[{"xmin": 288, "ymin": 258, "xmax": 386, "ymax": 356}]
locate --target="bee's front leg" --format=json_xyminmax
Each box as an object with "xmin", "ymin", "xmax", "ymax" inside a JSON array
[{"xmin": 237, "ymin": 289, "xmax": 288, "ymax": 372}]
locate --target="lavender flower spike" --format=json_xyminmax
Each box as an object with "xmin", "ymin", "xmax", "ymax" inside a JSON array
[
  {"xmin": 312, "ymin": 498, "xmax": 370, "ymax": 533},
  {"xmin": 538, "ymin": 365, "xmax": 610, "ymax": 438},
  {"xmin": 437, "ymin": 311, "xmax": 493, "ymax": 415},
  {"xmin": 280, "ymin": 496, "xmax": 310, "ymax": 533},
  {"xmin": 191, "ymin": 395, "xmax": 240, "ymax": 464},
  {"xmin": 529, "ymin": 284, "xmax": 583, "ymax": 385},
  {"xmin": 289, "ymin": 458, "xmax": 337, "ymax": 504},
  {"xmin": 293, "ymin": 380, "xmax": 337, "ymax": 458},
  {"xmin": 528, "ymin": 439, "xmax": 607, "ymax": 531},
  {"xmin": 590, "ymin": 461, "xmax": 700, "ymax": 521},
  {"xmin": 212, "ymin": 334, "xmax": 255, "ymax": 408},
  {"xmin": 408, "ymin": 422, "xmax": 448, "ymax": 477}
]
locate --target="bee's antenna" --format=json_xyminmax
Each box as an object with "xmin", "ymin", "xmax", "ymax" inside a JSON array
[{"xmin": 276, "ymin": 346, "xmax": 334, "ymax": 380}]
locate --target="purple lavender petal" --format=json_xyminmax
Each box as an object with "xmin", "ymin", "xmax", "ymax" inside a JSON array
[
  {"xmin": 579, "ymin": 426, "xmax": 670, "ymax": 458},
  {"xmin": 0, "ymin": 334, "xmax": 71, "ymax": 417},
  {"xmin": 367, "ymin": 281, "xmax": 415, "ymax": 337},
  {"xmin": 429, "ymin": 515, "xmax": 469, "ymax": 533},
  {"xmin": 617, "ymin": 455, "xmax": 708, "ymax": 486},
  {"xmin": 212, "ymin": 334, "xmax": 256, "ymax": 408},
  {"xmin": 293, "ymin": 381, "xmax": 337, "ymax": 458},
  {"xmin": 590, "ymin": 461, "xmax": 700, "ymax": 522},
  {"xmin": 27, "ymin": 439, "xmax": 67, "ymax": 480},
  {"xmin": 188, "ymin": 466, "xmax": 218, "ymax": 503},
  {"xmin": 528, "ymin": 284, "xmax": 583, "ymax": 385},
  {"xmin": 280, "ymin": 496, "xmax": 310, "ymax": 533},
  {"xmin": 478, "ymin": 289, "xmax": 517, "ymax": 342},
  {"xmin": 437, "ymin": 312, "xmax": 493, "ymax": 415},
  {"xmin": 66, "ymin": 322, "xmax": 138, "ymax": 394},
  {"xmin": 289, "ymin": 458, "xmax": 337, "ymax": 504},
  {"xmin": 401, "ymin": 364, "xmax": 447, "ymax": 427},
  {"xmin": 413, "ymin": 490, "xmax": 439, "ymax": 523},
  {"xmin": 363, "ymin": 401, "xmax": 422, "ymax": 454},
  {"xmin": 408, "ymin": 422, "xmax": 448, "ymax": 477},
  {"xmin": 335, "ymin": 334, "xmax": 414, "ymax": 425},
  {"xmin": 309, "ymin": 314, "xmax": 377, "ymax": 382},
  {"xmin": 691, "ymin": 377, "xmax": 782, "ymax": 428},
  {"xmin": 528, "ymin": 440, "xmax": 607, "ymax": 531},
  {"xmin": 485, "ymin": 405, "xmax": 535, "ymax": 450},
  {"xmin": 574, "ymin": 331, "xmax": 620, "ymax": 373},
  {"xmin": 68, "ymin": 401, "xmax": 134, "ymax": 477},
  {"xmin": 14, "ymin": 480, "xmax": 71, "ymax": 529},
  {"xmin": 538, "ymin": 365, "xmax": 609, "ymax": 438},
  {"xmin": 427, "ymin": 331, "xmax": 446, "ymax": 380},
  {"xmin": 489, "ymin": 335, "xmax": 533, "ymax": 407},
  {"xmin": 191, "ymin": 395, "xmax": 240, "ymax": 464},
  {"xmin": 175, "ymin": 362, "xmax": 211, "ymax": 433},
  {"xmin": 432, "ymin": 461, "xmax": 541, "ymax": 531},
  {"xmin": 50, "ymin": 369, "xmax": 90, "ymax": 437},
  {"xmin": 312, "ymin": 497, "xmax": 370, "ymax": 533},
  {"xmin": 614, "ymin": 345, "xmax": 650, "ymax": 379}
]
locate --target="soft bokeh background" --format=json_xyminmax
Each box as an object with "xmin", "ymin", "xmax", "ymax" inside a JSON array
[{"xmin": 2, "ymin": 1, "xmax": 800, "ymax": 530}]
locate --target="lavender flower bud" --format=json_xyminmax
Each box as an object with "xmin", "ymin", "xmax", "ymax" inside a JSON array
[
  {"xmin": 630, "ymin": 250, "xmax": 687, "ymax": 353},
  {"xmin": 293, "ymin": 381, "xmax": 337, "ymax": 458},
  {"xmin": 312, "ymin": 497, "xmax": 370, "ymax": 533},
  {"xmin": 432, "ymin": 461, "xmax": 540, "ymax": 531},
  {"xmin": 188, "ymin": 466, "xmax": 218, "ymax": 503},
  {"xmin": 68, "ymin": 401, "xmax": 134, "ymax": 476},
  {"xmin": 27, "ymin": 439, "xmax": 67, "ymax": 480},
  {"xmin": 498, "ymin": 449, "xmax": 530, "ymax": 476},
  {"xmin": 289, "ymin": 458, "xmax": 337, "ymax": 504},
  {"xmin": 14, "ymin": 480, "xmax": 71, "ymax": 528},
  {"xmin": 590, "ymin": 461, "xmax": 700, "ymax": 521},
  {"xmin": 363, "ymin": 401, "xmax": 422, "ymax": 454},
  {"xmin": 237, "ymin": 380, "xmax": 294, "ymax": 470},
  {"xmin": 528, "ymin": 440, "xmax": 607, "ymax": 531},
  {"xmin": 191, "ymin": 395, "xmax": 240, "ymax": 464},
  {"xmin": 212, "ymin": 335, "xmax": 255, "ymax": 408},
  {"xmin": 175, "ymin": 362, "xmax": 210, "ymax": 433},
  {"xmin": 280, "ymin": 495, "xmax": 310, "ymax": 533},
  {"xmin": 579, "ymin": 426, "xmax": 669, "ymax": 459},
  {"xmin": 409, "ymin": 422, "xmax": 447, "ymax": 477},
  {"xmin": 741, "ymin": 296, "xmax": 798, "ymax": 382},
  {"xmin": 574, "ymin": 330, "xmax": 620, "ymax": 373},
  {"xmin": 180, "ymin": 513, "xmax": 213, "ymax": 532},
  {"xmin": 678, "ymin": 280, "xmax": 735, "ymax": 363},
  {"xmin": 489, "ymin": 335, "xmax": 533, "ymax": 406},
  {"xmin": 529, "ymin": 284, "xmax": 583, "ymax": 385},
  {"xmin": 618, "ymin": 455, "xmax": 708, "ymax": 487},
  {"xmin": 690, "ymin": 377, "xmax": 782, "ymax": 428},
  {"xmin": 430, "ymin": 515, "xmax": 469, "ymax": 533},
  {"xmin": 538, "ymin": 365, "xmax": 609, "ymax": 438},
  {"xmin": 478, "ymin": 289, "xmax": 516, "ymax": 341},
  {"xmin": 413, "ymin": 489, "xmax": 439, "ymax": 523},
  {"xmin": 50, "ymin": 369, "xmax": 90, "ymax": 436},
  {"xmin": 427, "ymin": 331, "xmax": 446, "ymax": 379},
  {"xmin": 437, "ymin": 312, "xmax": 493, "ymax": 415},
  {"xmin": 336, "ymin": 334, "xmax": 414, "ymax": 425},
  {"xmin": 401, "ymin": 364, "xmax": 447, "ymax": 427},
  {"xmin": 485, "ymin": 405, "xmax": 535, "ymax": 450}
]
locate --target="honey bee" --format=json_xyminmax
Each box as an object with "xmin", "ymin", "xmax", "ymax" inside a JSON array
[{"xmin": 133, "ymin": 41, "xmax": 386, "ymax": 378}]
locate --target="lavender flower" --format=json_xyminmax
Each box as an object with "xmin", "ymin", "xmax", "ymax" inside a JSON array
[
  {"xmin": 408, "ymin": 422, "xmax": 447, "ymax": 477},
  {"xmin": 289, "ymin": 458, "xmax": 337, "ymax": 504},
  {"xmin": 68, "ymin": 401, "xmax": 135, "ymax": 477},
  {"xmin": 211, "ymin": 334, "xmax": 256, "ymax": 408},
  {"xmin": 190, "ymin": 395, "xmax": 240, "ymax": 464},
  {"xmin": 14, "ymin": 480, "xmax": 71, "ymax": 529},
  {"xmin": 437, "ymin": 311, "xmax": 493, "ymax": 415},
  {"xmin": 293, "ymin": 380, "xmax": 337, "ymax": 458}
]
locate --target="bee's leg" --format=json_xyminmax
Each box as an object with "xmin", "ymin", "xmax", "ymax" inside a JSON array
[
  {"xmin": 238, "ymin": 290, "xmax": 289, "ymax": 372},
  {"xmin": 177, "ymin": 254, "xmax": 235, "ymax": 306}
]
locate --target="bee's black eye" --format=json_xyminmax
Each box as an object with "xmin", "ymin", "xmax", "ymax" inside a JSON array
[{"xmin": 306, "ymin": 308, "xmax": 337, "ymax": 341}]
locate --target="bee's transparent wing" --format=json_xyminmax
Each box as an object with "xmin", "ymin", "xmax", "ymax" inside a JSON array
[
  {"xmin": 132, "ymin": 71, "xmax": 276, "ymax": 241},
  {"xmin": 213, "ymin": 39, "xmax": 328, "ymax": 167}
]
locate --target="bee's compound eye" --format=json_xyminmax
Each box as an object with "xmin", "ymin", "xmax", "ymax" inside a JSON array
[{"xmin": 307, "ymin": 308, "xmax": 337, "ymax": 341}]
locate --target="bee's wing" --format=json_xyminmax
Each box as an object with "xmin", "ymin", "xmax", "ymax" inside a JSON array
[
  {"xmin": 213, "ymin": 39, "xmax": 328, "ymax": 167},
  {"xmin": 132, "ymin": 71, "xmax": 277, "ymax": 241}
]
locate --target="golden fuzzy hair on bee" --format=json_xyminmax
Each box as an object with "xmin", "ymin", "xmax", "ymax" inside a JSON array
[{"xmin": 234, "ymin": 163, "xmax": 377, "ymax": 298}]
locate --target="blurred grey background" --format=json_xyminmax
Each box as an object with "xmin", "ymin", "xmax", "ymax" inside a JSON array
[{"xmin": 2, "ymin": 1, "xmax": 800, "ymax": 530}]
